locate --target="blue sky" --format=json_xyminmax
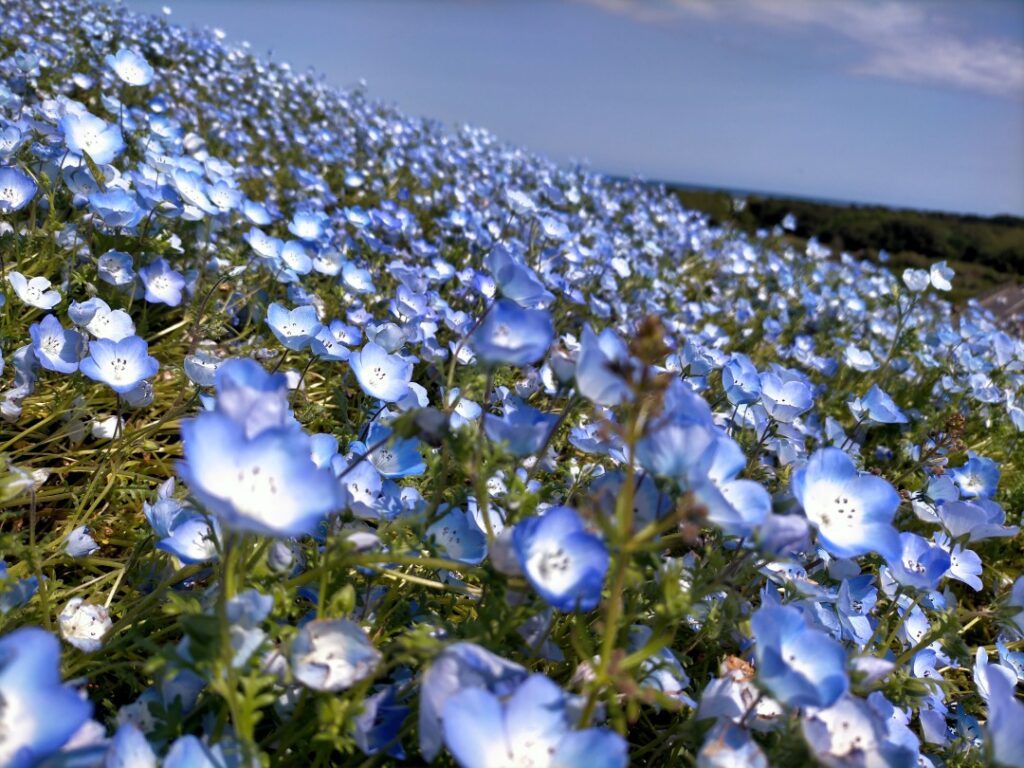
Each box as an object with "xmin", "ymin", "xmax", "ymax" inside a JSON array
[{"xmin": 126, "ymin": 0, "xmax": 1024, "ymax": 216}]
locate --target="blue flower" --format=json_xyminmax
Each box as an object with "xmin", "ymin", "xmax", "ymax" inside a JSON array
[
  {"xmin": 751, "ymin": 604, "xmax": 848, "ymax": 709},
  {"xmin": 266, "ymin": 303, "xmax": 322, "ymax": 351},
  {"xmin": 791, "ymin": 448, "xmax": 901, "ymax": 560},
  {"xmin": 97, "ymin": 250, "xmax": 136, "ymax": 286},
  {"xmin": 576, "ymin": 324, "xmax": 633, "ymax": 406},
  {"xmin": 428, "ymin": 506, "xmax": 487, "ymax": 564},
  {"xmin": 0, "ymin": 627, "xmax": 92, "ymax": 767},
  {"xmin": 139, "ymin": 257, "xmax": 186, "ymax": 306},
  {"xmin": 0, "ymin": 166, "xmax": 37, "ymax": 213},
  {"xmin": 29, "ymin": 314, "xmax": 83, "ymax": 373},
  {"xmin": 698, "ymin": 721, "xmax": 768, "ymax": 768},
  {"xmin": 89, "ymin": 188, "xmax": 144, "ymax": 228},
  {"xmin": 291, "ymin": 618, "xmax": 381, "ymax": 692},
  {"xmin": 759, "ymin": 371, "xmax": 813, "ymax": 423},
  {"xmin": 985, "ymin": 660, "xmax": 1024, "ymax": 767},
  {"xmin": 688, "ymin": 436, "xmax": 772, "ymax": 538},
  {"xmin": 469, "ymin": 298, "xmax": 553, "ymax": 367},
  {"xmin": 350, "ymin": 341, "xmax": 413, "ymax": 403},
  {"xmin": 69, "ymin": 296, "xmax": 134, "ymax": 339},
  {"xmin": 419, "ymin": 643, "xmax": 529, "ymax": 761},
  {"xmin": 852, "ymin": 384, "xmax": 908, "ymax": 425},
  {"xmin": 442, "ymin": 674, "xmax": 627, "ymax": 768},
  {"xmin": 484, "ymin": 400, "xmax": 560, "ymax": 457},
  {"xmin": 64, "ymin": 525, "xmax": 99, "ymax": 558},
  {"xmin": 888, "ymin": 532, "xmax": 951, "ymax": 591},
  {"xmin": 930, "ymin": 261, "xmax": 954, "ymax": 291},
  {"xmin": 513, "ymin": 506, "xmax": 608, "ymax": 612},
  {"xmin": 949, "ymin": 454, "xmax": 1000, "ymax": 498},
  {"xmin": 80, "ymin": 336, "xmax": 159, "ymax": 394},
  {"xmin": 106, "ymin": 47, "xmax": 154, "ymax": 85},
  {"xmin": 213, "ymin": 357, "xmax": 294, "ymax": 437},
  {"xmin": 8, "ymin": 272, "xmax": 60, "ymax": 309},
  {"xmin": 360, "ymin": 422, "xmax": 425, "ymax": 478},
  {"xmin": 355, "ymin": 686, "xmax": 409, "ymax": 760},
  {"xmin": 310, "ymin": 319, "xmax": 355, "ymax": 361},
  {"xmin": 104, "ymin": 722, "xmax": 157, "ymax": 768},
  {"xmin": 485, "ymin": 243, "xmax": 554, "ymax": 308},
  {"xmin": 178, "ymin": 411, "xmax": 343, "ymax": 537},
  {"xmin": 722, "ymin": 353, "xmax": 761, "ymax": 405},
  {"xmin": 60, "ymin": 110, "xmax": 124, "ymax": 165}
]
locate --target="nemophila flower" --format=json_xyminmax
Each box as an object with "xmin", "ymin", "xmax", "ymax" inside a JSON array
[
  {"xmin": 930, "ymin": 260, "xmax": 954, "ymax": 291},
  {"xmin": 69, "ymin": 296, "xmax": 134, "ymax": 339},
  {"xmin": 342, "ymin": 262, "xmax": 376, "ymax": 294},
  {"xmin": 576, "ymin": 324, "xmax": 633, "ymax": 406},
  {"xmin": 64, "ymin": 525, "xmax": 99, "ymax": 558},
  {"xmin": 791, "ymin": 448, "xmax": 901, "ymax": 560},
  {"xmin": 163, "ymin": 736, "xmax": 233, "ymax": 768},
  {"xmin": 688, "ymin": 435, "xmax": 772, "ymax": 538},
  {"xmin": 0, "ymin": 627, "xmax": 91, "ymax": 767},
  {"xmin": 105, "ymin": 722, "xmax": 157, "ymax": 768},
  {"xmin": 58, "ymin": 597, "xmax": 112, "ymax": 652},
  {"xmin": 698, "ymin": 721, "xmax": 768, "ymax": 768},
  {"xmin": 850, "ymin": 384, "xmax": 908, "ymax": 425},
  {"xmin": 937, "ymin": 499, "xmax": 1018, "ymax": 542},
  {"xmin": 759, "ymin": 371, "xmax": 813, "ymax": 423},
  {"xmin": 80, "ymin": 335, "xmax": 159, "ymax": 394},
  {"xmin": 985, "ymin": 663, "xmax": 1024, "ymax": 768},
  {"xmin": 513, "ymin": 506, "xmax": 608, "ymax": 612},
  {"xmin": 60, "ymin": 110, "xmax": 124, "ymax": 165},
  {"xmin": 139, "ymin": 257, "xmax": 185, "ymax": 306},
  {"xmin": 0, "ymin": 166, "xmax": 37, "ymax": 212},
  {"xmin": 1006, "ymin": 577, "xmax": 1024, "ymax": 636},
  {"xmin": 8, "ymin": 272, "xmax": 61, "ymax": 309},
  {"xmin": 291, "ymin": 619, "xmax": 381, "ymax": 692},
  {"xmin": 835, "ymin": 575, "xmax": 877, "ymax": 646},
  {"xmin": 841, "ymin": 346, "xmax": 874, "ymax": 372},
  {"xmin": 89, "ymin": 188, "xmax": 144, "ymax": 228},
  {"xmin": 470, "ymin": 298, "xmax": 554, "ymax": 367},
  {"xmin": 888, "ymin": 532, "xmax": 951, "ymax": 591},
  {"xmin": 359, "ymin": 422, "xmax": 425, "ymax": 478},
  {"xmin": 311, "ymin": 319, "xmax": 356, "ymax": 361},
  {"xmin": 355, "ymin": 686, "xmax": 409, "ymax": 760},
  {"xmin": 350, "ymin": 341, "xmax": 413, "ymax": 403},
  {"xmin": 902, "ymin": 268, "xmax": 930, "ymax": 292},
  {"xmin": 949, "ymin": 454, "xmax": 999, "ymax": 498},
  {"xmin": 485, "ymin": 243, "xmax": 554, "ymax": 308},
  {"xmin": 428, "ymin": 506, "xmax": 487, "ymax": 564},
  {"xmin": 95, "ymin": 250, "xmax": 135, "ymax": 288},
  {"xmin": 750, "ymin": 604, "xmax": 848, "ymax": 709},
  {"xmin": 213, "ymin": 357, "xmax": 294, "ymax": 437},
  {"xmin": 934, "ymin": 533, "xmax": 983, "ymax": 591},
  {"xmin": 442, "ymin": 674, "xmax": 628, "ymax": 768},
  {"xmin": 0, "ymin": 562, "xmax": 37, "ymax": 615},
  {"xmin": 178, "ymin": 411, "xmax": 343, "ymax": 536},
  {"xmin": 801, "ymin": 694, "xmax": 917, "ymax": 767},
  {"xmin": 266, "ymin": 303, "xmax": 322, "ymax": 351},
  {"xmin": 288, "ymin": 208, "xmax": 327, "ymax": 241},
  {"xmin": 183, "ymin": 348, "xmax": 221, "ymax": 387},
  {"xmin": 106, "ymin": 47, "xmax": 154, "ymax": 86},
  {"xmin": 29, "ymin": 314, "xmax": 83, "ymax": 373},
  {"xmin": 722, "ymin": 353, "xmax": 761, "ymax": 405},
  {"xmin": 484, "ymin": 400, "xmax": 560, "ymax": 457}
]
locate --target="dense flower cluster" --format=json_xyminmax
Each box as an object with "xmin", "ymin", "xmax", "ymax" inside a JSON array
[{"xmin": 0, "ymin": 0, "xmax": 1022, "ymax": 765}]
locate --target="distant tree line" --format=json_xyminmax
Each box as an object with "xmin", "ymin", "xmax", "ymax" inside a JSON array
[{"xmin": 668, "ymin": 187, "xmax": 1024, "ymax": 300}]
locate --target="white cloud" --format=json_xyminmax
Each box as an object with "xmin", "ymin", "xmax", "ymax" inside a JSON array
[{"xmin": 577, "ymin": 0, "xmax": 1024, "ymax": 97}]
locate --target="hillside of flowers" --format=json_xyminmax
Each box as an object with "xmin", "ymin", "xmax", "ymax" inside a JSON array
[{"xmin": 0, "ymin": 0, "xmax": 1022, "ymax": 765}]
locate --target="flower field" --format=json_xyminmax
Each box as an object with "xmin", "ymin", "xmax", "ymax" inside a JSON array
[{"xmin": 0, "ymin": 1, "xmax": 1022, "ymax": 765}]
